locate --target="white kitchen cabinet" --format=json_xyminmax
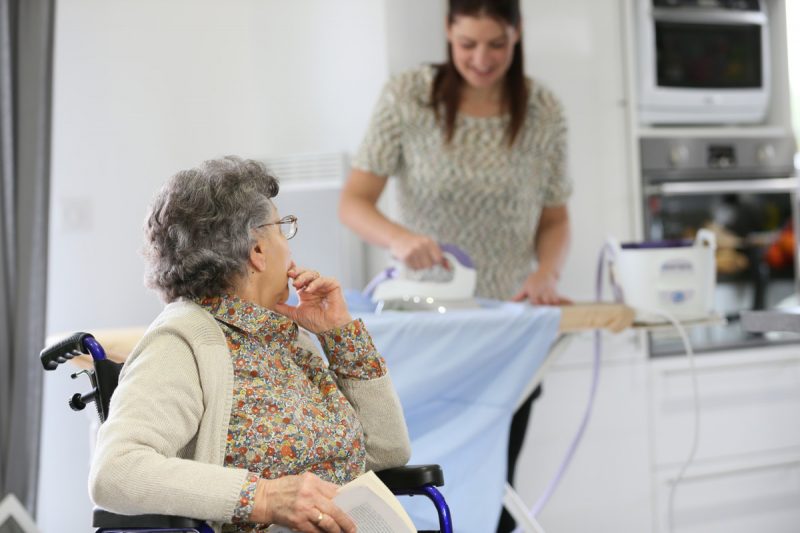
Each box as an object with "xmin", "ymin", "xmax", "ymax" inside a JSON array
[
  {"xmin": 516, "ymin": 330, "xmax": 653, "ymax": 533},
  {"xmin": 517, "ymin": 334, "xmax": 800, "ymax": 533},
  {"xmin": 653, "ymin": 450, "xmax": 800, "ymax": 533},
  {"xmin": 650, "ymin": 346, "xmax": 800, "ymax": 468},
  {"xmin": 649, "ymin": 344, "xmax": 800, "ymax": 533}
]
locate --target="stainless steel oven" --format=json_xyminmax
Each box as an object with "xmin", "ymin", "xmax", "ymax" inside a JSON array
[{"xmin": 640, "ymin": 134, "xmax": 798, "ymax": 355}]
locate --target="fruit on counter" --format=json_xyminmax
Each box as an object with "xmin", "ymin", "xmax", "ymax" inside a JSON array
[
  {"xmin": 704, "ymin": 222, "xmax": 742, "ymax": 249},
  {"xmin": 764, "ymin": 223, "xmax": 795, "ymax": 270},
  {"xmin": 716, "ymin": 248, "xmax": 749, "ymax": 275}
]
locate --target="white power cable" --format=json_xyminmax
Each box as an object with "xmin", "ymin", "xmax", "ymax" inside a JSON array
[
  {"xmin": 510, "ymin": 244, "xmax": 701, "ymax": 533},
  {"xmin": 604, "ymin": 241, "xmax": 702, "ymax": 533},
  {"xmin": 634, "ymin": 307, "xmax": 699, "ymax": 533}
]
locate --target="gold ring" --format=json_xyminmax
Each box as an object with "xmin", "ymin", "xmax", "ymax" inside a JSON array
[{"xmin": 316, "ymin": 511, "xmax": 324, "ymax": 524}]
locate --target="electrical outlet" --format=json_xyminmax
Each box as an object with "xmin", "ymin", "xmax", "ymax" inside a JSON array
[{"xmin": 60, "ymin": 196, "xmax": 93, "ymax": 233}]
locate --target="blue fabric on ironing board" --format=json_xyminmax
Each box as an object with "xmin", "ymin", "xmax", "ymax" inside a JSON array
[{"xmin": 342, "ymin": 290, "xmax": 562, "ymax": 532}]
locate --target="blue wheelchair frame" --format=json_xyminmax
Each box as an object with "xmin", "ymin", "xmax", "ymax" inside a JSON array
[{"xmin": 41, "ymin": 332, "xmax": 453, "ymax": 533}]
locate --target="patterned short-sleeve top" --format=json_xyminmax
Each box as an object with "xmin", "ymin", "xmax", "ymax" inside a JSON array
[
  {"xmin": 196, "ymin": 295, "xmax": 386, "ymax": 532},
  {"xmin": 352, "ymin": 64, "xmax": 572, "ymax": 300}
]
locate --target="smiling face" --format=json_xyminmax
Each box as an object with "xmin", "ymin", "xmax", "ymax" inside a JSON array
[{"xmin": 447, "ymin": 14, "xmax": 520, "ymax": 94}]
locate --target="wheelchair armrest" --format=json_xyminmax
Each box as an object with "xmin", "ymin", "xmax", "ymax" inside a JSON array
[
  {"xmin": 93, "ymin": 507, "xmax": 206, "ymax": 529},
  {"xmin": 376, "ymin": 464, "xmax": 444, "ymax": 490}
]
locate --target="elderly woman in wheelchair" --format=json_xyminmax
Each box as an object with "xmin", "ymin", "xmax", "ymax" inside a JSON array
[{"xmin": 88, "ymin": 156, "xmax": 411, "ymax": 533}]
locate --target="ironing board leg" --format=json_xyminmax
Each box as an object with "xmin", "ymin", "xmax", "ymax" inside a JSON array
[{"xmin": 503, "ymin": 482, "xmax": 547, "ymax": 533}]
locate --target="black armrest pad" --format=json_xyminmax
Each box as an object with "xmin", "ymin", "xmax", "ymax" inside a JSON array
[
  {"xmin": 376, "ymin": 464, "xmax": 444, "ymax": 489},
  {"xmin": 93, "ymin": 507, "xmax": 205, "ymax": 528}
]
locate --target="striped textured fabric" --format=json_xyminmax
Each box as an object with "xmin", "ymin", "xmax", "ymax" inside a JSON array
[{"xmin": 352, "ymin": 65, "xmax": 572, "ymax": 300}]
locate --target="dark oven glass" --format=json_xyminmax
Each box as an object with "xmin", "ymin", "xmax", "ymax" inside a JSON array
[
  {"xmin": 645, "ymin": 189, "xmax": 798, "ymax": 355},
  {"xmin": 655, "ymin": 21, "xmax": 762, "ymax": 88}
]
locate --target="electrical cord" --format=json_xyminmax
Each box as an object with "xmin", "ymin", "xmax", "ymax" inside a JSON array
[
  {"xmin": 635, "ymin": 308, "xmax": 699, "ymax": 533},
  {"xmin": 511, "ymin": 244, "xmax": 612, "ymax": 532},
  {"xmin": 604, "ymin": 241, "xmax": 701, "ymax": 533},
  {"xmin": 513, "ymin": 243, "xmax": 700, "ymax": 533}
]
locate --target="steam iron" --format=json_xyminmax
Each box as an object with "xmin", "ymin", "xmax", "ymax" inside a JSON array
[{"xmin": 365, "ymin": 244, "xmax": 479, "ymax": 312}]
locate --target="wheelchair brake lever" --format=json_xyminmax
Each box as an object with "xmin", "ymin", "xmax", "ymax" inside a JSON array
[
  {"xmin": 67, "ymin": 368, "xmax": 100, "ymax": 413},
  {"xmin": 69, "ymin": 389, "xmax": 97, "ymax": 411}
]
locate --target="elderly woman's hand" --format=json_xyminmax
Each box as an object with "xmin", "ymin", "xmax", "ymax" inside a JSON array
[
  {"xmin": 272, "ymin": 266, "xmax": 353, "ymax": 334},
  {"xmin": 250, "ymin": 473, "xmax": 356, "ymax": 533}
]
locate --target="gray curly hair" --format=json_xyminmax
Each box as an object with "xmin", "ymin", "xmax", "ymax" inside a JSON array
[{"xmin": 143, "ymin": 156, "xmax": 280, "ymax": 302}]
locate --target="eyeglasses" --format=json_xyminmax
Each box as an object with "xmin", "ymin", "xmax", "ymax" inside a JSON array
[{"xmin": 258, "ymin": 215, "xmax": 298, "ymax": 240}]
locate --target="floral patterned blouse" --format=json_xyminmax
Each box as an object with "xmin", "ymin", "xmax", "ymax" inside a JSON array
[{"xmin": 196, "ymin": 295, "xmax": 386, "ymax": 532}]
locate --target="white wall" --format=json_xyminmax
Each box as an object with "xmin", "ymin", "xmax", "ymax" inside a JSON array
[
  {"xmin": 46, "ymin": 0, "xmax": 389, "ymax": 335},
  {"xmin": 40, "ymin": 2, "xmax": 389, "ymax": 530},
  {"xmin": 522, "ymin": 0, "xmax": 635, "ymax": 301}
]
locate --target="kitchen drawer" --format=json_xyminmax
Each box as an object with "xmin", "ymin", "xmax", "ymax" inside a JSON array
[
  {"xmin": 650, "ymin": 348, "xmax": 800, "ymax": 467},
  {"xmin": 653, "ymin": 451, "xmax": 800, "ymax": 533}
]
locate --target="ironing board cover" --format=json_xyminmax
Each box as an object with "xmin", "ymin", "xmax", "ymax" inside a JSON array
[{"xmin": 345, "ymin": 291, "xmax": 562, "ymax": 532}]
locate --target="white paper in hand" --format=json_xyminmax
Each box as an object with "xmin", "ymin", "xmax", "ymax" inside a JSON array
[{"xmin": 265, "ymin": 471, "xmax": 415, "ymax": 533}]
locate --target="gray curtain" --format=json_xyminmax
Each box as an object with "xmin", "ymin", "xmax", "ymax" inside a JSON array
[{"xmin": 0, "ymin": 0, "xmax": 54, "ymax": 516}]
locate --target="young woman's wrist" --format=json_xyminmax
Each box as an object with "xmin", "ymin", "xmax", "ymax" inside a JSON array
[
  {"xmin": 535, "ymin": 266, "xmax": 559, "ymax": 280},
  {"xmin": 386, "ymin": 225, "xmax": 413, "ymax": 247}
]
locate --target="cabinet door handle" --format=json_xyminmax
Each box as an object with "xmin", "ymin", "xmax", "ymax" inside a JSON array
[
  {"xmin": 645, "ymin": 177, "xmax": 798, "ymax": 196},
  {"xmin": 652, "ymin": 8, "xmax": 767, "ymax": 26},
  {"xmin": 660, "ymin": 357, "xmax": 800, "ymax": 376},
  {"xmin": 664, "ymin": 457, "xmax": 800, "ymax": 484}
]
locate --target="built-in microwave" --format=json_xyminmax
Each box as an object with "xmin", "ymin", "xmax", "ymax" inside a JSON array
[{"xmin": 636, "ymin": 0, "xmax": 771, "ymax": 125}]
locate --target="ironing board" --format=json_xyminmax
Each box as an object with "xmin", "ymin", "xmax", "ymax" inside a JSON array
[{"xmin": 64, "ymin": 299, "xmax": 633, "ymax": 533}]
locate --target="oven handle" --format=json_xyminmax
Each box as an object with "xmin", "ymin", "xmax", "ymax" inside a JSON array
[
  {"xmin": 645, "ymin": 177, "xmax": 798, "ymax": 197},
  {"xmin": 652, "ymin": 8, "xmax": 767, "ymax": 25}
]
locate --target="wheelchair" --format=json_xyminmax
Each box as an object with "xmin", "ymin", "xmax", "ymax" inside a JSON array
[{"xmin": 41, "ymin": 332, "xmax": 453, "ymax": 533}]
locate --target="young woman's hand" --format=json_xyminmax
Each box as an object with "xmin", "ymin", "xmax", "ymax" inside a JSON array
[
  {"xmin": 272, "ymin": 266, "xmax": 353, "ymax": 333},
  {"xmin": 390, "ymin": 231, "xmax": 444, "ymax": 270},
  {"xmin": 512, "ymin": 269, "xmax": 572, "ymax": 305},
  {"xmin": 250, "ymin": 473, "xmax": 356, "ymax": 533}
]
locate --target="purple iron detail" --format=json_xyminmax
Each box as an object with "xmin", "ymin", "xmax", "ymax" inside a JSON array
[
  {"xmin": 440, "ymin": 243, "xmax": 474, "ymax": 268},
  {"xmin": 362, "ymin": 267, "xmax": 397, "ymax": 297}
]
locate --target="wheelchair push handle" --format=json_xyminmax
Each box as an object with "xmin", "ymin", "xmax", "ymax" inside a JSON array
[
  {"xmin": 41, "ymin": 332, "xmax": 120, "ymax": 423},
  {"xmin": 40, "ymin": 332, "xmax": 106, "ymax": 370}
]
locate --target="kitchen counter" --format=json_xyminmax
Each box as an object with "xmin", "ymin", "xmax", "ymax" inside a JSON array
[{"xmin": 740, "ymin": 309, "xmax": 800, "ymax": 334}]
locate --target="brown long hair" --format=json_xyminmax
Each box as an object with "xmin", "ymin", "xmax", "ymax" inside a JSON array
[{"xmin": 432, "ymin": 0, "xmax": 528, "ymax": 147}]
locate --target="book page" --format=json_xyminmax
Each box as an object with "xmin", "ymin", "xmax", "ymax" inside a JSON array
[{"xmin": 265, "ymin": 471, "xmax": 415, "ymax": 533}]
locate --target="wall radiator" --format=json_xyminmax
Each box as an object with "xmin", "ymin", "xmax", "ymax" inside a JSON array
[{"xmin": 262, "ymin": 152, "xmax": 366, "ymax": 291}]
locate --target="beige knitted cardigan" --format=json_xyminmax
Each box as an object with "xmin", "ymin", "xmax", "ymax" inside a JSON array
[{"xmin": 89, "ymin": 299, "xmax": 410, "ymax": 531}]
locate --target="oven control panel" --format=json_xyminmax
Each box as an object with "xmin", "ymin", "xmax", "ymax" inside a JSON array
[{"xmin": 640, "ymin": 135, "xmax": 796, "ymax": 181}]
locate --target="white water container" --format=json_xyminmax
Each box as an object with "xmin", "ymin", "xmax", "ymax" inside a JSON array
[{"xmin": 608, "ymin": 229, "xmax": 717, "ymax": 322}]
